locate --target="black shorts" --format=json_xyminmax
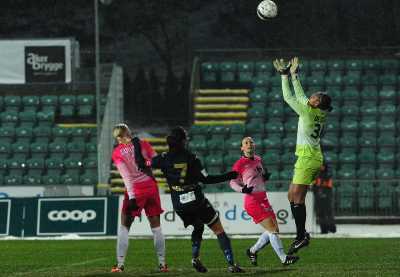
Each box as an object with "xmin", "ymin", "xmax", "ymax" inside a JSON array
[{"xmin": 176, "ymin": 198, "xmax": 219, "ymax": 228}]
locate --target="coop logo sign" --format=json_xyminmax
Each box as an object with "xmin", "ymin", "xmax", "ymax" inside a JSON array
[
  {"xmin": 37, "ymin": 198, "xmax": 107, "ymax": 235},
  {"xmin": 48, "ymin": 210, "xmax": 97, "ymax": 223},
  {"xmin": 25, "ymin": 46, "xmax": 66, "ymax": 83}
]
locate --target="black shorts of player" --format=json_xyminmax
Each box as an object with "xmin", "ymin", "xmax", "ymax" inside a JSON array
[{"xmin": 176, "ymin": 198, "xmax": 219, "ymax": 228}]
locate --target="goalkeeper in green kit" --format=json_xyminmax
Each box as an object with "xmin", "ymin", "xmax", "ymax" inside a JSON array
[{"xmin": 273, "ymin": 57, "xmax": 332, "ymax": 255}]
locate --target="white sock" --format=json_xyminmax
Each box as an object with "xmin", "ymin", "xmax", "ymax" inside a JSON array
[
  {"xmin": 151, "ymin": 226, "xmax": 166, "ymax": 266},
  {"xmin": 117, "ymin": 225, "xmax": 130, "ymax": 267},
  {"xmin": 250, "ymin": 231, "xmax": 270, "ymax": 253},
  {"xmin": 269, "ymin": 233, "xmax": 287, "ymax": 263}
]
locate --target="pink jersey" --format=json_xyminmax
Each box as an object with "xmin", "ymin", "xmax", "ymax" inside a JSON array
[
  {"xmin": 230, "ymin": 155, "xmax": 266, "ymax": 193},
  {"xmin": 112, "ymin": 140, "xmax": 156, "ymax": 199}
]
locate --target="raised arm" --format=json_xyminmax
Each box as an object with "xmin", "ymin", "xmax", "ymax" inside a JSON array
[
  {"xmin": 281, "ymin": 75, "xmax": 308, "ymax": 116},
  {"xmin": 290, "ymin": 57, "xmax": 309, "ymax": 106},
  {"xmin": 192, "ymin": 156, "xmax": 238, "ymax": 184}
]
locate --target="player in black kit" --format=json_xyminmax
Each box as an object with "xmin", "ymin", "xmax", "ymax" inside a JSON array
[{"xmin": 151, "ymin": 126, "xmax": 244, "ymax": 273}]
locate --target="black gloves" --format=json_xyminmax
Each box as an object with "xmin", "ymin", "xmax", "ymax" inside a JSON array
[
  {"xmin": 273, "ymin": 59, "xmax": 291, "ymax": 75},
  {"xmin": 126, "ymin": 198, "xmax": 139, "ymax": 213},
  {"xmin": 226, "ymin": 171, "xmax": 239, "ymax": 180},
  {"xmin": 241, "ymin": 184, "xmax": 254, "ymax": 194}
]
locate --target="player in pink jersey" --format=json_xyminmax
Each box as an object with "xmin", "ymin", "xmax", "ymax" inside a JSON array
[
  {"xmin": 230, "ymin": 137, "xmax": 299, "ymax": 266},
  {"xmin": 110, "ymin": 123, "xmax": 168, "ymax": 273}
]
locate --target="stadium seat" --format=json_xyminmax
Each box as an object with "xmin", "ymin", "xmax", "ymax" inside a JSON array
[
  {"xmin": 268, "ymin": 89, "xmax": 283, "ymax": 102},
  {"xmin": 279, "ymin": 169, "xmax": 293, "ymax": 181},
  {"xmin": 322, "ymin": 132, "xmax": 339, "ymax": 147},
  {"xmin": 280, "ymin": 150, "xmax": 295, "ymax": 164},
  {"xmin": 262, "ymin": 134, "xmax": 282, "ymax": 149},
  {"xmin": 340, "ymin": 135, "xmax": 357, "ymax": 147},
  {"xmin": 341, "ymin": 103, "xmax": 359, "ymax": 116},
  {"xmin": 52, "ymin": 127, "xmax": 71, "ymax": 143},
  {"xmin": 80, "ymin": 171, "xmax": 97, "ymax": 186},
  {"xmin": 238, "ymin": 61, "xmax": 254, "ymax": 82},
  {"xmin": 340, "ymin": 117, "xmax": 358, "ymax": 132},
  {"xmin": 0, "ymin": 159, "xmax": 7, "ymax": 176},
  {"xmin": 224, "ymin": 137, "xmax": 241, "ymax": 153},
  {"xmin": 45, "ymin": 157, "xmax": 64, "ymax": 176},
  {"xmin": 42, "ymin": 174, "xmax": 60, "ymax": 185},
  {"xmin": 357, "ymin": 165, "xmax": 376, "ymax": 179},
  {"xmin": 229, "ymin": 124, "xmax": 245, "ymax": 136},
  {"xmin": 378, "ymin": 133, "xmax": 396, "ymax": 147},
  {"xmin": 378, "ymin": 117, "xmax": 395, "ymax": 131},
  {"xmin": 26, "ymin": 158, "xmax": 45, "ymax": 178},
  {"xmin": 359, "ymin": 116, "xmax": 377, "ymax": 131},
  {"xmin": 0, "ymin": 126, "xmax": 15, "ymax": 144},
  {"xmin": 378, "ymin": 101, "xmax": 396, "ymax": 115},
  {"xmin": 377, "ymin": 149, "xmax": 395, "ymax": 163},
  {"xmin": 189, "ymin": 125, "xmax": 208, "ymax": 138},
  {"xmin": 201, "ymin": 62, "xmax": 219, "ymax": 82},
  {"xmin": 337, "ymin": 165, "xmax": 356, "ymax": 179},
  {"xmin": 223, "ymin": 154, "xmax": 239, "ymax": 168},
  {"xmin": 360, "ymin": 86, "xmax": 378, "ymax": 100},
  {"xmin": 357, "ymin": 182, "xmax": 375, "ymax": 211},
  {"xmin": 381, "ymin": 59, "xmax": 399, "ymax": 73},
  {"xmin": 30, "ymin": 142, "xmax": 48, "ymax": 159},
  {"xmin": 4, "ymin": 95, "xmax": 21, "ymax": 112},
  {"xmin": 284, "ymin": 117, "xmax": 298, "ymax": 133},
  {"xmin": 15, "ymin": 126, "xmax": 33, "ymax": 143},
  {"xmin": 363, "ymin": 59, "xmax": 381, "ymax": 74},
  {"xmin": 220, "ymin": 62, "xmax": 236, "ymax": 82},
  {"xmin": 206, "ymin": 138, "xmax": 224, "ymax": 151},
  {"xmin": 4, "ymin": 175, "xmax": 22, "ymax": 186},
  {"xmin": 379, "ymin": 85, "xmax": 396, "ymax": 99},
  {"xmin": 263, "ymin": 150, "xmax": 280, "ymax": 165},
  {"xmin": 22, "ymin": 95, "xmax": 40, "ymax": 112},
  {"xmin": 248, "ymin": 105, "xmax": 266, "ymax": 119},
  {"xmin": 61, "ymin": 174, "xmax": 80, "ymax": 185},
  {"xmin": 325, "ymin": 120, "xmax": 340, "ymax": 133},
  {"xmin": 298, "ymin": 60, "xmax": 310, "ymax": 75},
  {"xmin": 343, "ymin": 74, "xmax": 360, "ymax": 86},
  {"xmin": 0, "ymin": 142, "xmax": 11, "ymax": 159},
  {"xmin": 264, "ymin": 120, "xmax": 284, "ymax": 134},
  {"xmin": 346, "ymin": 59, "xmax": 362, "ymax": 72},
  {"xmin": 327, "ymin": 59, "xmax": 344, "ymax": 73},
  {"xmin": 59, "ymin": 95, "xmax": 76, "ymax": 118},
  {"xmin": 49, "ymin": 142, "xmax": 67, "ymax": 159},
  {"xmin": 1, "ymin": 111, "xmax": 19, "ymax": 127},
  {"xmin": 7, "ymin": 158, "xmax": 25, "ymax": 176},
  {"xmin": 255, "ymin": 61, "xmax": 273, "ymax": 75},
  {"xmin": 71, "ymin": 127, "xmax": 90, "ymax": 143},
  {"xmin": 309, "ymin": 59, "xmax": 327, "ymax": 74},
  {"xmin": 249, "ymin": 88, "xmax": 267, "ymax": 103},
  {"xmin": 189, "ymin": 139, "xmax": 207, "ymax": 152},
  {"xmin": 33, "ymin": 126, "xmax": 52, "ymax": 143},
  {"xmin": 67, "ymin": 142, "xmax": 86, "ymax": 159},
  {"xmin": 377, "ymin": 185, "xmax": 396, "ymax": 210},
  {"xmin": 307, "ymin": 74, "xmax": 325, "ymax": 87},
  {"xmin": 19, "ymin": 110, "xmax": 37, "ymax": 127},
  {"xmin": 36, "ymin": 110, "xmax": 55, "ymax": 126},
  {"xmin": 336, "ymin": 183, "xmax": 355, "ymax": 210},
  {"xmin": 358, "ymin": 149, "xmax": 376, "ymax": 163},
  {"xmin": 268, "ymin": 105, "xmax": 284, "ymax": 118},
  {"xmin": 361, "ymin": 74, "xmax": 378, "ymax": 86},
  {"xmin": 12, "ymin": 142, "xmax": 29, "ymax": 160},
  {"xmin": 246, "ymin": 119, "xmax": 265, "ymax": 135},
  {"xmin": 253, "ymin": 77, "xmax": 269, "ymax": 88},
  {"xmin": 325, "ymin": 74, "xmax": 342, "ymax": 87},
  {"xmin": 360, "ymin": 102, "xmax": 378, "ymax": 116},
  {"xmin": 376, "ymin": 166, "xmax": 395, "ymax": 179},
  {"xmin": 359, "ymin": 132, "xmax": 377, "ymax": 147},
  {"xmin": 379, "ymin": 74, "xmax": 397, "ymax": 86},
  {"xmin": 77, "ymin": 95, "xmax": 95, "ymax": 117},
  {"xmin": 338, "ymin": 150, "xmax": 357, "ymax": 163}
]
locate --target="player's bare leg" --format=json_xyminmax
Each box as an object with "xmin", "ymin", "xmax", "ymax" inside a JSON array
[
  {"xmin": 209, "ymin": 219, "xmax": 243, "ymax": 273},
  {"xmin": 288, "ymin": 184, "xmax": 310, "ymax": 254},
  {"xmin": 148, "ymin": 215, "xmax": 168, "ymax": 272},
  {"xmin": 112, "ymin": 213, "xmax": 133, "ymax": 272}
]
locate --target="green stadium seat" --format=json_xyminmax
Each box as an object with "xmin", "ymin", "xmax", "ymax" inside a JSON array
[
  {"xmin": 61, "ymin": 174, "xmax": 80, "ymax": 185},
  {"xmin": 52, "ymin": 127, "xmax": 71, "ymax": 143},
  {"xmin": 1, "ymin": 111, "xmax": 19, "ymax": 127},
  {"xmin": 229, "ymin": 124, "xmax": 245, "ymax": 135},
  {"xmin": 279, "ymin": 169, "xmax": 293, "ymax": 181},
  {"xmin": 359, "ymin": 132, "xmax": 377, "ymax": 147},
  {"xmin": 378, "ymin": 102, "xmax": 396, "ymax": 115},
  {"xmin": 0, "ymin": 126, "xmax": 15, "ymax": 144},
  {"xmin": 249, "ymin": 89, "xmax": 267, "ymax": 103},
  {"xmin": 262, "ymin": 134, "xmax": 282, "ymax": 149},
  {"xmin": 36, "ymin": 111, "xmax": 55, "ymax": 126},
  {"xmin": 30, "ymin": 142, "xmax": 48, "ymax": 159},
  {"xmin": 358, "ymin": 149, "xmax": 376, "ymax": 163},
  {"xmin": 64, "ymin": 157, "xmax": 82, "ymax": 176},
  {"xmin": 238, "ymin": 62, "xmax": 254, "ymax": 82},
  {"xmin": 223, "ymin": 154, "xmax": 239, "ymax": 168},
  {"xmin": 325, "ymin": 120, "xmax": 340, "ymax": 133},
  {"xmin": 45, "ymin": 158, "xmax": 64, "ymax": 176},
  {"xmin": 255, "ymin": 61, "xmax": 273, "ymax": 77},
  {"xmin": 268, "ymin": 89, "xmax": 282, "ymax": 102},
  {"xmin": 71, "ymin": 127, "xmax": 90, "ymax": 143},
  {"xmin": 220, "ymin": 62, "xmax": 236, "ymax": 82},
  {"xmin": 253, "ymin": 77, "xmax": 269, "ymax": 88},
  {"xmin": 281, "ymin": 150, "xmax": 295, "ymax": 164},
  {"xmin": 26, "ymin": 158, "xmax": 45, "ymax": 177},
  {"xmin": 337, "ymin": 165, "xmax": 356, "ymax": 179},
  {"xmin": 33, "ymin": 126, "xmax": 52, "ymax": 143},
  {"xmin": 207, "ymin": 138, "xmax": 224, "ymax": 151},
  {"xmin": 268, "ymin": 105, "xmax": 284, "ymax": 118},
  {"xmin": 307, "ymin": 74, "xmax": 325, "ymax": 87},
  {"xmin": 19, "ymin": 110, "xmax": 36, "ymax": 127},
  {"xmin": 15, "ymin": 126, "xmax": 33, "ymax": 143},
  {"xmin": 327, "ymin": 59, "xmax": 344, "ymax": 72},
  {"xmin": 378, "ymin": 118, "xmax": 395, "ymax": 131},
  {"xmin": 4, "ymin": 96, "xmax": 21, "ymax": 112},
  {"xmin": 379, "ymin": 85, "xmax": 396, "ymax": 99},
  {"xmin": 298, "ymin": 60, "xmax": 310, "ymax": 75},
  {"xmin": 361, "ymin": 102, "xmax": 378, "ymax": 116},
  {"xmin": 264, "ymin": 120, "xmax": 284, "ymax": 134},
  {"xmin": 49, "ymin": 142, "xmax": 67, "ymax": 159},
  {"xmin": 381, "ymin": 59, "xmax": 399, "ymax": 73},
  {"xmin": 361, "ymin": 74, "xmax": 378, "ymax": 86},
  {"xmin": 340, "ymin": 117, "xmax": 358, "ymax": 131},
  {"xmin": 376, "ymin": 166, "xmax": 395, "ymax": 179},
  {"xmin": 67, "ymin": 142, "xmax": 86, "ymax": 159},
  {"xmin": 189, "ymin": 125, "xmax": 208, "ymax": 137},
  {"xmin": 378, "ymin": 133, "xmax": 396, "ymax": 147},
  {"xmin": 325, "ymin": 74, "xmax": 342, "ymax": 87},
  {"xmin": 377, "ymin": 149, "xmax": 395, "ymax": 163},
  {"xmin": 22, "ymin": 95, "xmax": 40, "ymax": 112},
  {"xmin": 59, "ymin": 95, "xmax": 76, "ymax": 118},
  {"xmin": 270, "ymin": 75, "xmax": 282, "ymax": 88},
  {"xmin": 189, "ymin": 139, "xmax": 207, "ymax": 152},
  {"xmin": 12, "ymin": 142, "xmax": 29, "ymax": 160},
  {"xmin": 359, "ymin": 116, "xmax": 377, "ymax": 131},
  {"xmin": 343, "ymin": 74, "xmax": 360, "ymax": 86},
  {"xmin": 357, "ymin": 182, "xmax": 375, "ymax": 210},
  {"xmin": 377, "ymin": 185, "xmax": 396, "ymax": 210},
  {"xmin": 0, "ymin": 142, "xmax": 11, "ymax": 159},
  {"xmin": 342, "ymin": 86, "xmax": 359, "ymax": 100},
  {"xmin": 224, "ymin": 137, "xmax": 241, "ymax": 152},
  {"xmin": 346, "ymin": 59, "xmax": 362, "ymax": 72},
  {"xmin": 360, "ymin": 86, "xmax": 378, "ymax": 100},
  {"xmin": 336, "ymin": 183, "xmax": 355, "ymax": 209},
  {"xmin": 263, "ymin": 150, "xmax": 280, "ymax": 165},
  {"xmin": 339, "ymin": 135, "xmax": 357, "ymax": 148},
  {"xmin": 309, "ymin": 59, "xmax": 327, "ymax": 73},
  {"xmin": 80, "ymin": 171, "xmax": 97, "ymax": 186},
  {"xmin": 338, "ymin": 150, "xmax": 357, "ymax": 163},
  {"xmin": 205, "ymin": 154, "xmax": 223, "ymax": 168},
  {"xmin": 42, "ymin": 174, "xmax": 60, "ymax": 185},
  {"xmin": 341, "ymin": 103, "xmax": 359, "ymax": 116},
  {"xmin": 246, "ymin": 119, "xmax": 265, "ymax": 134},
  {"xmin": 357, "ymin": 165, "xmax": 376, "ymax": 179},
  {"xmin": 363, "ymin": 59, "xmax": 381, "ymax": 74},
  {"xmin": 379, "ymin": 74, "xmax": 397, "ymax": 86},
  {"xmin": 248, "ymin": 105, "xmax": 266, "ymax": 119},
  {"xmin": 210, "ymin": 125, "xmax": 229, "ymax": 138},
  {"xmin": 8, "ymin": 158, "xmax": 25, "ymax": 176},
  {"xmin": 41, "ymin": 95, "xmax": 58, "ymax": 108},
  {"xmin": 4, "ymin": 175, "xmax": 22, "ymax": 186},
  {"xmin": 77, "ymin": 95, "xmax": 95, "ymax": 117},
  {"xmin": 284, "ymin": 117, "xmax": 298, "ymax": 133},
  {"xmin": 86, "ymin": 142, "xmax": 97, "ymax": 154},
  {"xmin": 322, "ymin": 132, "xmax": 339, "ymax": 147},
  {"xmin": 201, "ymin": 62, "xmax": 219, "ymax": 82}
]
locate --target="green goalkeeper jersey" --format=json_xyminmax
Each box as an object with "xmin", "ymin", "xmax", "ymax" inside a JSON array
[{"xmin": 281, "ymin": 75, "xmax": 327, "ymax": 161}]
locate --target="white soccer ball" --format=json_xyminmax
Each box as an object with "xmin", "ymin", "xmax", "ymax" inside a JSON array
[{"xmin": 257, "ymin": 0, "xmax": 278, "ymax": 20}]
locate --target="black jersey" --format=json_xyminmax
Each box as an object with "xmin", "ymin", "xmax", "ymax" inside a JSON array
[{"xmin": 152, "ymin": 149, "xmax": 207, "ymax": 211}]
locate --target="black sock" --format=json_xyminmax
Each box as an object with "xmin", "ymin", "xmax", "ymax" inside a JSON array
[
  {"xmin": 192, "ymin": 240, "xmax": 201, "ymax": 259},
  {"xmin": 217, "ymin": 232, "xmax": 234, "ymax": 265},
  {"xmin": 292, "ymin": 203, "xmax": 306, "ymax": 240}
]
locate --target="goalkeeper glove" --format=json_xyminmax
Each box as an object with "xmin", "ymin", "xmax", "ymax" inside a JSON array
[
  {"xmin": 241, "ymin": 184, "xmax": 254, "ymax": 194},
  {"xmin": 273, "ymin": 59, "xmax": 291, "ymax": 75}
]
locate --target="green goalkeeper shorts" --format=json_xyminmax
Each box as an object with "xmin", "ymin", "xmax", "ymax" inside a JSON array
[{"xmin": 292, "ymin": 156, "xmax": 322, "ymax": 185}]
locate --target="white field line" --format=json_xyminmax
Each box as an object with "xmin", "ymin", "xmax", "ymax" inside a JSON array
[{"xmin": 9, "ymin": 257, "xmax": 107, "ymax": 277}]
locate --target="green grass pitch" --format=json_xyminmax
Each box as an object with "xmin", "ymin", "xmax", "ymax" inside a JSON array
[{"xmin": 0, "ymin": 238, "xmax": 399, "ymax": 276}]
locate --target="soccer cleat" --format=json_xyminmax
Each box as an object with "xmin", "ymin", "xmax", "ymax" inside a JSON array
[
  {"xmin": 288, "ymin": 233, "xmax": 310, "ymax": 255},
  {"xmin": 159, "ymin": 264, "xmax": 169, "ymax": 272},
  {"xmin": 282, "ymin": 255, "xmax": 300, "ymax": 266},
  {"xmin": 111, "ymin": 264, "xmax": 124, "ymax": 272},
  {"xmin": 246, "ymin": 248, "xmax": 258, "ymax": 266},
  {"xmin": 192, "ymin": 258, "xmax": 208, "ymax": 273},
  {"xmin": 227, "ymin": 263, "xmax": 244, "ymax": 273}
]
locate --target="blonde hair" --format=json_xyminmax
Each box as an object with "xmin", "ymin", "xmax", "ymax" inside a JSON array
[{"xmin": 112, "ymin": 123, "xmax": 132, "ymax": 140}]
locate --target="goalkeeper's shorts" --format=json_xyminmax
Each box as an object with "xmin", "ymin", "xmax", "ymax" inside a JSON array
[{"xmin": 292, "ymin": 156, "xmax": 322, "ymax": 185}]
